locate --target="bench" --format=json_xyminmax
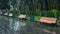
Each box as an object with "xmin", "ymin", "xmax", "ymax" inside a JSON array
[
  {"xmin": 4, "ymin": 13, "xmax": 8, "ymax": 16},
  {"xmin": 8, "ymin": 13, "xmax": 13, "ymax": 16},
  {"xmin": 38, "ymin": 17, "xmax": 57, "ymax": 24},
  {"xmin": 18, "ymin": 14, "xmax": 26, "ymax": 19}
]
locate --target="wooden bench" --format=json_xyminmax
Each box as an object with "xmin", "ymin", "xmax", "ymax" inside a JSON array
[
  {"xmin": 38, "ymin": 17, "xmax": 57, "ymax": 24},
  {"xmin": 18, "ymin": 14, "xmax": 26, "ymax": 19},
  {"xmin": 4, "ymin": 13, "xmax": 8, "ymax": 16},
  {"xmin": 8, "ymin": 13, "xmax": 13, "ymax": 16}
]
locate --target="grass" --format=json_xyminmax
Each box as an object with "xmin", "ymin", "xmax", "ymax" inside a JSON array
[{"xmin": 34, "ymin": 16, "xmax": 40, "ymax": 21}]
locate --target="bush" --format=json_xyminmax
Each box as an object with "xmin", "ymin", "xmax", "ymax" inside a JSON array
[
  {"xmin": 11, "ymin": 8, "xmax": 20, "ymax": 16},
  {"xmin": 52, "ymin": 9, "xmax": 57, "ymax": 17},
  {"xmin": 25, "ymin": 9, "xmax": 29, "ymax": 16},
  {"xmin": 36, "ymin": 9, "xmax": 41, "ymax": 16}
]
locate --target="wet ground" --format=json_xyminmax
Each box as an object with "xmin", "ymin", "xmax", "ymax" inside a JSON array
[{"xmin": 0, "ymin": 15, "xmax": 60, "ymax": 34}]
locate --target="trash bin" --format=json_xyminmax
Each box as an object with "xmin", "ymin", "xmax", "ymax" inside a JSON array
[{"xmin": 30, "ymin": 15, "xmax": 34, "ymax": 22}]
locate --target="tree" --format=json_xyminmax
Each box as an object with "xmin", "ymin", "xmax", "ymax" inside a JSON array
[{"xmin": 0, "ymin": 0, "xmax": 10, "ymax": 9}]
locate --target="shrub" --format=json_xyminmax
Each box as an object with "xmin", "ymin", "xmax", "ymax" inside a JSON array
[
  {"xmin": 36, "ymin": 9, "xmax": 41, "ymax": 16},
  {"xmin": 25, "ymin": 9, "xmax": 29, "ymax": 16},
  {"xmin": 52, "ymin": 9, "xmax": 57, "ymax": 17},
  {"xmin": 11, "ymin": 8, "xmax": 20, "ymax": 16}
]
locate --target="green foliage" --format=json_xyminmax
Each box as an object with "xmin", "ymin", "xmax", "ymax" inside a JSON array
[
  {"xmin": 47, "ymin": 11, "xmax": 52, "ymax": 17},
  {"xmin": 6, "ymin": 9, "xmax": 10, "ymax": 13},
  {"xmin": 52, "ymin": 9, "xmax": 57, "ymax": 17},
  {"xmin": 11, "ymin": 8, "xmax": 20, "ymax": 16},
  {"xmin": 36, "ymin": 9, "xmax": 40, "ymax": 16},
  {"xmin": 41, "ymin": 10, "xmax": 47, "ymax": 17},
  {"xmin": 34, "ymin": 16, "xmax": 40, "ymax": 21},
  {"xmin": 25, "ymin": 9, "xmax": 29, "ymax": 16},
  {"xmin": 41, "ymin": 10, "xmax": 54, "ymax": 17}
]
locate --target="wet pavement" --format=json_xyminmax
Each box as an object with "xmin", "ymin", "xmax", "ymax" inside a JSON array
[{"xmin": 0, "ymin": 15, "xmax": 60, "ymax": 34}]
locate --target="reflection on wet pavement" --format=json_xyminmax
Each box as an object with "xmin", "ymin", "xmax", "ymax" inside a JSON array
[{"xmin": 0, "ymin": 15, "xmax": 60, "ymax": 34}]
